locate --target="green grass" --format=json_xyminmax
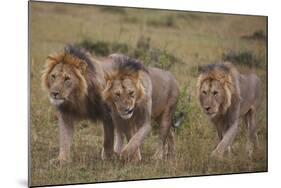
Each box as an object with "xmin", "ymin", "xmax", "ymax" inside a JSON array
[{"xmin": 30, "ymin": 2, "xmax": 267, "ymax": 186}]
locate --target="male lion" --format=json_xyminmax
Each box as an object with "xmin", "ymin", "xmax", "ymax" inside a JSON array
[
  {"xmin": 42, "ymin": 45, "xmax": 115, "ymax": 165},
  {"xmin": 102, "ymin": 54, "xmax": 180, "ymax": 161},
  {"xmin": 197, "ymin": 62, "xmax": 261, "ymax": 159}
]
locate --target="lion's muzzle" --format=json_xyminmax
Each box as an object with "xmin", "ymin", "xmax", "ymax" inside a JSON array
[
  {"xmin": 50, "ymin": 91, "xmax": 65, "ymax": 106},
  {"xmin": 119, "ymin": 107, "xmax": 134, "ymax": 120}
]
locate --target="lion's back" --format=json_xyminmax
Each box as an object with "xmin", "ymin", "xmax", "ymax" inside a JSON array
[
  {"xmin": 148, "ymin": 67, "xmax": 179, "ymax": 118},
  {"xmin": 239, "ymin": 73, "xmax": 261, "ymax": 114}
]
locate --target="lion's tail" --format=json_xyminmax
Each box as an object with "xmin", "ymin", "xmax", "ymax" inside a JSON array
[{"xmin": 173, "ymin": 112, "xmax": 186, "ymax": 128}]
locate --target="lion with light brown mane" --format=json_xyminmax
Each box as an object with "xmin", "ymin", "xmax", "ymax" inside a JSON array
[
  {"xmin": 102, "ymin": 54, "xmax": 180, "ymax": 161},
  {"xmin": 42, "ymin": 45, "xmax": 115, "ymax": 165},
  {"xmin": 197, "ymin": 62, "xmax": 261, "ymax": 159}
]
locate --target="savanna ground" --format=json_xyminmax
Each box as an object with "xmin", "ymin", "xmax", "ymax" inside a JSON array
[{"xmin": 29, "ymin": 1, "xmax": 267, "ymax": 187}]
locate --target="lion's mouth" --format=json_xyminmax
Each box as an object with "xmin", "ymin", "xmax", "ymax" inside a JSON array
[
  {"xmin": 50, "ymin": 98, "xmax": 65, "ymax": 106},
  {"xmin": 206, "ymin": 112, "xmax": 217, "ymax": 118},
  {"xmin": 119, "ymin": 108, "xmax": 134, "ymax": 120}
]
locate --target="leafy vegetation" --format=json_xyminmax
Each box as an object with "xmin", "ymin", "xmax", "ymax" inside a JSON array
[
  {"xmin": 241, "ymin": 30, "xmax": 267, "ymax": 40},
  {"xmin": 78, "ymin": 36, "xmax": 183, "ymax": 70},
  {"xmin": 222, "ymin": 51, "xmax": 263, "ymax": 68}
]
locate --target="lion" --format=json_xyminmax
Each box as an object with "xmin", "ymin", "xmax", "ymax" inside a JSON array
[
  {"xmin": 41, "ymin": 45, "xmax": 115, "ymax": 165},
  {"xmin": 197, "ymin": 62, "xmax": 261, "ymax": 159},
  {"xmin": 102, "ymin": 54, "xmax": 180, "ymax": 161}
]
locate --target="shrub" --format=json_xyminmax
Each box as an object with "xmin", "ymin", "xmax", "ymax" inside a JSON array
[
  {"xmin": 111, "ymin": 42, "xmax": 129, "ymax": 54},
  {"xmin": 79, "ymin": 40, "xmax": 110, "ymax": 56},
  {"xmin": 222, "ymin": 51, "xmax": 262, "ymax": 68},
  {"xmin": 133, "ymin": 36, "xmax": 183, "ymax": 70},
  {"xmin": 78, "ymin": 40, "xmax": 129, "ymax": 56},
  {"xmin": 241, "ymin": 30, "xmax": 266, "ymax": 40},
  {"xmin": 174, "ymin": 84, "xmax": 192, "ymax": 128},
  {"xmin": 78, "ymin": 36, "xmax": 184, "ymax": 70}
]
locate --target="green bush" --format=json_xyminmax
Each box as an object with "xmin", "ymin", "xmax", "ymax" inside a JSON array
[
  {"xmin": 241, "ymin": 30, "xmax": 266, "ymax": 40},
  {"xmin": 78, "ymin": 36, "xmax": 184, "ymax": 70},
  {"xmin": 133, "ymin": 36, "xmax": 183, "ymax": 70},
  {"xmin": 78, "ymin": 40, "xmax": 129, "ymax": 56},
  {"xmin": 174, "ymin": 84, "xmax": 192, "ymax": 128},
  {"xmin": 222, "ymin": 51, "xmax": 263, "ymax": 68},
  {"xmin": 79, "ymin": 40, "xmax": 110, "ymax": 56}
]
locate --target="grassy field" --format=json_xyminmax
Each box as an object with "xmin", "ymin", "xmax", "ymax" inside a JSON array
[{"xmin": 29, "ymin": 2, "xmax": 267, "ymax": 187}]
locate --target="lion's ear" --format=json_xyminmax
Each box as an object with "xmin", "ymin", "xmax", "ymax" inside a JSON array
[
  {"xmin": 127, "ymin": 70, "xmax": 141, "ymax": 81},
  {"xmin": 42, "ymin": 54, "xmax": 59, "ymax": 91},
  {"xmin": 47, "ymin": 54, "xmax": 57, "ymax": 61},
  {"xmin": 136, "ymin": 79, "xmax": 145, "ymax": 102},
  {"xmin": 102, "ymin": 79, "xmax": 113, "ymax": 102},
  {"xmin": 104, "ymin": 70, "xmax": 116, "ymax": 83},
  {"xmin": 104, "ymin": 71, "xmax": 110, "ymax": 82},
  {"xmin": 46, "ymin": 53, "xmax": 63, "ymax": 67},
  {"xmin": 135, "ymin": 72, "xmax": 145, "ymax": 101},
  {"xmin": 79, "ymin": 60, "xmax": 88, "ymax": 75}
]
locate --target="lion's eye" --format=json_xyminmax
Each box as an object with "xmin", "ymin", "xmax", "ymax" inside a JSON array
[
  {"xmin": 202, "ymin": 90, "xmax": 207, "ymax": 95},
  {"xmin": 213, "ymin": 91, "xmax": 218, "ymax": 96},
  {"xmin": 65, "ymin": 76, "xmax": 70, "ymax": 82},
  {"xmin": 128, "ymin": 91, "xmax": 135, "ymax": 97},
  {"xmin": 51, "ymin": 74, "xmax": 56, "ymax": 80}
]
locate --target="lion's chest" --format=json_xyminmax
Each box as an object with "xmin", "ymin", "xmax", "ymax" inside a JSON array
[{"xmin": 113, "ymin": 107, "xmax": 147, "ymax": 131}]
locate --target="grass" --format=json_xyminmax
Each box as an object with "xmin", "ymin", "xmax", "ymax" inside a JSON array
[{"xmin": 29, "ymin": 2, "xmax": 267, "ymax": 187}]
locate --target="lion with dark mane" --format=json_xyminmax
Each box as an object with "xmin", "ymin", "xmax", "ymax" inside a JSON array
[
  {"xmin": 42, "ymin": 45, "xmax": 115, "ymax": 165},
  {"xmin": 197, "ymin": 62, "xmax": 260, "ymax": 159},
  {"xmin": 102, "ymin": 54, "xmax": 180, "ymax": 161}
]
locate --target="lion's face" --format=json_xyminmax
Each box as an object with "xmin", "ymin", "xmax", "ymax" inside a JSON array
[
  {"xmin": 47, "ymin": 63, "xmax": 82, "ymax": 107},
  {"xmin": 107, "ymin": 78, "xmax": 138, "ymax": 119},
  {"xmin": 198, "ymin": 79, "xmax": 225, "ymax": 118}
]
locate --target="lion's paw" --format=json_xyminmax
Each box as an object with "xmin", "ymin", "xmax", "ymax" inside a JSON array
[
  {"xmin": 120, "ymin": 148, "xmax": 140, "ymax": 163},
  {"xmin": 210, "ymin": 150, "xmax": 224, "ymax": 161},
  {"xmin": 101, "ymin": 148, "xmax": 116, "ymax": 160},
  {"xmin": 49, "ymin": 157, "xmax": 70, "ymax": 169}
]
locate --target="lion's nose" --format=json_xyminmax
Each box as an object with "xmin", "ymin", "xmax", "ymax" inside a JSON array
[
  {"xmin": 51, "ymin": 91, "xmax": 59, "ymax": 98},
  {"xmin": 204, "ymin": 106, "xmax": 211, "ymax": 112},
  {"xmin": 125, "ymin": 107, "xmax": 131, "ymax": 112}
]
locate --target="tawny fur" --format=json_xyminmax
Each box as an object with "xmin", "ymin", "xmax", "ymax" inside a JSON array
[
  {"xmin": 197, "ymin": 62, "xmax": 260, "ymax": 159},
  {"xmin": 103, "ymin": 54, "xmax": 180, "ymax": 161},
  {"xmin": 41, "ymin": 45, "xmax": 115, "ymax": 165}
]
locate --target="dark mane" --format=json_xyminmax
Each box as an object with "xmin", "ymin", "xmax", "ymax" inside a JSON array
[
  {"xmin": 200, "ymin": 63, "xmax": 230, "ymax": 74},
  {"xmin": 109, "ymin": 53, "xmax": 148, "ymax": 74},
  {"xmin": 64, "ymin": 45, "xmax": 95, "ymax": 71}
]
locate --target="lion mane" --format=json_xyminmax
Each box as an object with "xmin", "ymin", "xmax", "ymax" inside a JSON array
[
  {"xmin": 41, "ymin": 45, "xmax": 114, "ymax": 162},
  {"xmin": 42, "ymin": 45, "xmax": 105, "ymax": 116},
  {"xmin": 196, "ymin": 62, "xmax": 241, "ymax": 114},
  {"xmin": 196, "ymin": 62, "xmax": 260, "ymax": 159},
  {"xmin": 102, "ymin": 54, "xmax": 179, "ymax": 161},
  {"xmin": 102, "ymin": 55, "xmax": 147, "ymax": 105}
]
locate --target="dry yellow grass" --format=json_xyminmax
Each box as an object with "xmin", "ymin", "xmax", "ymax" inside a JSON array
[{"xmin": 29, "ymin": 2, "xmax": 267, "ymax": 187}]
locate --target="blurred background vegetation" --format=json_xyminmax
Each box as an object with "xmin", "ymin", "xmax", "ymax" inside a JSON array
[{"xmin": 30, "ymin": 2, "xmax": 267, "ymax": 186}]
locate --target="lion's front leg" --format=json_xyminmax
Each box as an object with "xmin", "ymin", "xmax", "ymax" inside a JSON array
[
  {"xmin": 114, "ymin": 126, "xmax": 125, "ymax": 155},
  {"xmin": 120, "ymin": 123, "xmax": 151, "ymax": 161},
  {"xmin": 101, "ymin": 118, "xmax": 115, "ymax": 160},
  {"xmin": 50, "ymin": 113, "xmax": 74, "ymax": 167},
  {"xmin": 211, "ymin": 119, "xmax": 239, "ymax": 160}
]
